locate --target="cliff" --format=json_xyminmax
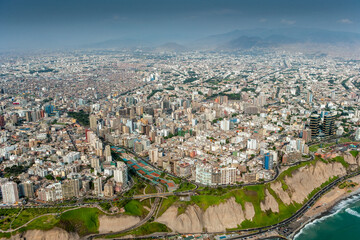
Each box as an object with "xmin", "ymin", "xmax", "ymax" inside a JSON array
[
  {"xmin": 156, "ymin": 197, "xmax": 256, "ymax": 233},
  {"xmin": 272, "ymin": 161, "xmax": 347, "ymax": 204},
  {"xmin": 1, "ymin": 227, "xmax": 80, "ymax": 240},
  {"xmin": 158, "ymin": 157, "xmax": 353, "ymax": 233}
]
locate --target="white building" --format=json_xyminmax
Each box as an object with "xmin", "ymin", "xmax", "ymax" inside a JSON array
[
  {"xmin": 114, "ymin": 162, "xmax": 128, "ymax": 185},
  {"xmin": 94, "ymin": 177, "xmax": 103, "ymax": 196},
  {"xmin": 45, "ymin": 183, "xmax": 63, "ymax": 202},
  {"xmin": 220, "ymin": 119, "xmax": 230, "ymax": 131},
  {"xmin": 195, "ymin": 163, "xmax": 213, "ymax": 185},
  {"xmin": 149, "ymin": 148, "xmax": 159, "ymax": 164},
  {"xmin": 1, "ymin": 181, "xmax": 19, "ymax": 204},
  {"xmin": 63, "ymin": 152, "xmax": 80, "ymax": 164},
  {"xmin": 220, "ymin": 167, "xmax": 236, "ymax": 185},
  {"xmin": 247, "ymin": 139, "xmax": 258, "ymax": 150}
]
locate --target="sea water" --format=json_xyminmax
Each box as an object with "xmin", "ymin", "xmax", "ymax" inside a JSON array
[{"xmin": 294, "ymin": 193, "xmax": 360, "ymax": 240}]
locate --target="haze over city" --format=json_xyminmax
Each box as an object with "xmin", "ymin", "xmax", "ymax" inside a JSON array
[{"xmin": 1, "ymin": 0, "xmax": 360, "ymax": 50}]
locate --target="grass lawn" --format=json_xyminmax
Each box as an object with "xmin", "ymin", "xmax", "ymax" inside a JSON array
[
  {"xmin": 174, "ymin": 182, "xmax": 197, "ymax": 192},
  {"xmin": 329, "ymin": 156, "xmax": 349, "ymax": 168},
  {"xmin": 339, "ymin": 137, "xmax": 352, "ymax": 143},
  {"xmin": 144, "ymin": 184, "xmax": 157, "ymax": 194},
  {"xmin": 99, "ymin": 202, "xmax": 112, "ymax": 212},
  {"xmin": 24, "ymin": 215, "xmax": 59, "ymax": 231},
  {"xmin": 124, "ymin": 200, "xmax": 147, "ymax": 217},
  {"xmin": 57, "ymin": 208, "xmax": 99, "ymax": 236},
  {"xmin": 0, "ymin": 208, "xmax": 22, "ymax": 230},
  {"xmin": 309, "ymin": 144, "xmax": 320, "ymax": 152},
  {"xmin": 11, "ymin": 207, "xmax": 70, "ymax": 230}
]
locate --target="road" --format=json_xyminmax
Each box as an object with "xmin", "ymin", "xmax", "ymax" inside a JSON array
[
  {"xmin": 0, "ymin": 206, "xmax": 84, "ymax": 233},
  {"xmin": 117, "ymin": 169, "xmax": 360, "ymax": 240},
  {"xmin": 86, "ymin": 186, "xmax": 163, "ymax": 240}
]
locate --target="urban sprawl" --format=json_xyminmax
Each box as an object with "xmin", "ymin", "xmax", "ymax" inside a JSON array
[{"xmin": 0, "ymin": 49, "xmax": 359, "ymax": 206}]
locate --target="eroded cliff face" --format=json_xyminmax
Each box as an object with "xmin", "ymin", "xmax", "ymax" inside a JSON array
[
  {"xmin": 2, "ymin": 227, "xmax": 80, "ymax": 240},
  {"xmin": 158, "ymin": 159, "xmax": 351, "ymax": 233},
  {"xmin": 260, "ymin": 189, "xmax": 279, "ymax": 213},
  {"xmin": 156, "ymin": 197, "xmax": 256, "ymax": 233},
  {"xmin": 156, "ymin": 204, "xmax": 203, "ymax": 233},
  {"xmin": 344, "ymin": 153, "xmax": 357, "ymax": 165},
  {"xmin": 281, "ymin": 161, "xmax": 346, "ymax": 204},
  {"xmin": 98, "ymin": 215, "xmax": 141, "ymax": 233}
]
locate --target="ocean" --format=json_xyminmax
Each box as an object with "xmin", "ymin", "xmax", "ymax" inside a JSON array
[{"xmin": 294, "ymin": 193, "xmax": 360, "ymax": 240}]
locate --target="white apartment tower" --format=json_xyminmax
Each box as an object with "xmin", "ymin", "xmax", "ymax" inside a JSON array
[{"xmin": 1, "ymin": 182, "xmax": 19, "ymax": 204}]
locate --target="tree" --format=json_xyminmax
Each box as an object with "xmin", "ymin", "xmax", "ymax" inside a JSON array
[{"xmin": 45, "ymin": 174, "xmax": 55, "ymax": 180}]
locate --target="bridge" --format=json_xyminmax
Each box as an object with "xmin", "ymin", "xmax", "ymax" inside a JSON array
[{"xmin": 133, "ymin": 190, "xmax": 195, "ymax": 201}]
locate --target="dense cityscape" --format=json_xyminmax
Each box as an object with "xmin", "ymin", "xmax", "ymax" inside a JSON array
[{"xmin": 0, "ymin": 48, "xmax": 360, "ymax": 239}]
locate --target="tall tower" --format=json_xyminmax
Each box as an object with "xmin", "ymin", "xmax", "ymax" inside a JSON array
[
  {"xmin": 93, "ymin": 177, "xmax": 102, "ymax": 196},
  {"xmin": 310, "ymin": 114, "xmax": 320, "ymax": 137},
  {"xmin": 89, "ymin": 115, "xmax": 97, "ymax": 131},
  {"xmin": 323, "ymin": 113, "xmax": 336, "ymax": 137},
  {"xmin": 104, "ymin": 145, "xmax": 111, "ymax": 159},
  {"xmin": 264, "ymin": 153, "xmax": 273, "ymax": 170},
  {"xmin": 1, "ymin": 182, "xmax": 19, "ymax": 204},
  {"xmin": 114, "ymin": 161, "xmax": 128, "ymax": 185}
]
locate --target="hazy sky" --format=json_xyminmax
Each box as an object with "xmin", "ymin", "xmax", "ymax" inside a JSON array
[{"xmin": 1, "ymin": 0, "xmax": 359, "ymax": 49}]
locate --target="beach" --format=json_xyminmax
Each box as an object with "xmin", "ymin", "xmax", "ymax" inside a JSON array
[{"xmin": 288, "ymin": 175, "xmax": 360, "ymax": 239}]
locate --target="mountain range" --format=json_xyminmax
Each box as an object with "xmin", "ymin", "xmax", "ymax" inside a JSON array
[{"xmin": 83, "ymin": 28, "xmax": 360, "ymax": 51}]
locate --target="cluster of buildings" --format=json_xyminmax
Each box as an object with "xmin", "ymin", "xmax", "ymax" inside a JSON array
[{"xmin": 0, "ymin": 49, "xmax": 360, "ymax": 204}]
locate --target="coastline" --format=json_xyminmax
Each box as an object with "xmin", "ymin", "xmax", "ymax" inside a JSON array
[{"xmin": 288, "ymin": 175, "xmax": 360, "ymax": 240}]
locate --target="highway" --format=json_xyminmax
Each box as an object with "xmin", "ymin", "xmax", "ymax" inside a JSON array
[
  {"xmin": 110, "ymin": 169, "xmax": 360, "ymax": 240},
  {"xmin": 86, "ymin": 185, "xmax": 164, "ymax": 240}
]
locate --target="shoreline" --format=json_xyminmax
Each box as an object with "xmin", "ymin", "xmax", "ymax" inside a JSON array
[{"xmin": 288, "ymin": 175, "xmax": 360, "ymax": 239}]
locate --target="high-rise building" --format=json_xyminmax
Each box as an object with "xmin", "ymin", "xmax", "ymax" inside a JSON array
[
  {"xmin": 89, "ymin": 115, "xmax": 97, "ymax": 131},
  {"xmin": 264, "ymin": 153, "xmax": 274, "ymax": 170},
  {"xmin": 307, "ymin": 91, "xmax": 313, "ymax": 103},
  {"xmin": 1, "ymin": 182, "xmax": 19, "ymax": 204},
  {"xmin": 103, "ymin": 182, "xmax": 114, "ymax": 197},
  {"xmin": 104, "ymin": 145, "xmax": 111, "ymax": 160},
  {"xmin": 44, "ymin": 104, "xmax": 54, "ymax": 114},
  {"xmin": 309, "ymin": 114, "xmax": 320, "ymax": 137},
  {"xmin": 220, "ymin": 167, "xmax": 236, "ymax": 185},
  {"xmin": 93, "ymin": 177, "xmax": 102, "ymax": 196},
  {"xmin": 195, "ymin": 163, "xmax": 213, "ymax": 186},
  {"xmin": 91, "ymin": 157, "xmax": 101, "ymax": 169},
  {"xmin": 247, "ymin": 139, "xmax": 257, "ymax": 150},
  {"xmin": 19, "ymin": 181, "xmax": 35, "ymax": 199},
  {"xmin": 114, "ymin": 162, "xmax": 128, "ymax": 185},
  {"xmin": 0, "ymin": 115, "xmax": 5, "ymax": 128},
  {"xmin": 149, "ymin": 148, "xmax": 159, "ymax": 164},
  {"xmin": 322, "ymin": 113, "xmax": 336, "ymax": 137},
  {"xmin": 61, "ymin": 179, "xmax": 80, "ymax": 199},
  {"xmin": 25, "ymin": 111, "xmax": 32, "ymax": 122},
  {"xmin": 220, "ymin": 119, "xmax": 230, "ymax": 131},
  {"xmin": 302, "ymin": 129, "xmax": 312, "ymax": 143},
  {"xmin": 355, "ymin": 128, "xmax": 360, "ymax": 141}
]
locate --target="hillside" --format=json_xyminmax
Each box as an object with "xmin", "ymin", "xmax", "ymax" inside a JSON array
[{"xmin": 155, "ymin": 153, "xmax": 359, "ymax": 233}]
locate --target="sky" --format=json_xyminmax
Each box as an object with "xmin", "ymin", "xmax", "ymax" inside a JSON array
[{"xmin": 0, "ymin": 0, "xmax": 359, "ymax": 50}]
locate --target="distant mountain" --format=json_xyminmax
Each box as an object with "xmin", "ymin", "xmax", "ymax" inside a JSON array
[
  {"xmin": 155, "ymin": 42, "xmax": 187, "ymax": 52},
  {"xmin": 81, "ymin": 38, "xmax": 153, "ymax": 49},
  {"xmin": 193, "ymin": 28, "xmax": 360, "ymax": 50}
]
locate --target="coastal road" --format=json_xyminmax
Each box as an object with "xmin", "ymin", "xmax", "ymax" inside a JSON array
[
  {"xmin": 86, "ymin": 185, "xmax": 163, "ymax": 240},
  {"xmin": 103, "ymin": 169, "xmax": 360, "ymax": 240}
]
